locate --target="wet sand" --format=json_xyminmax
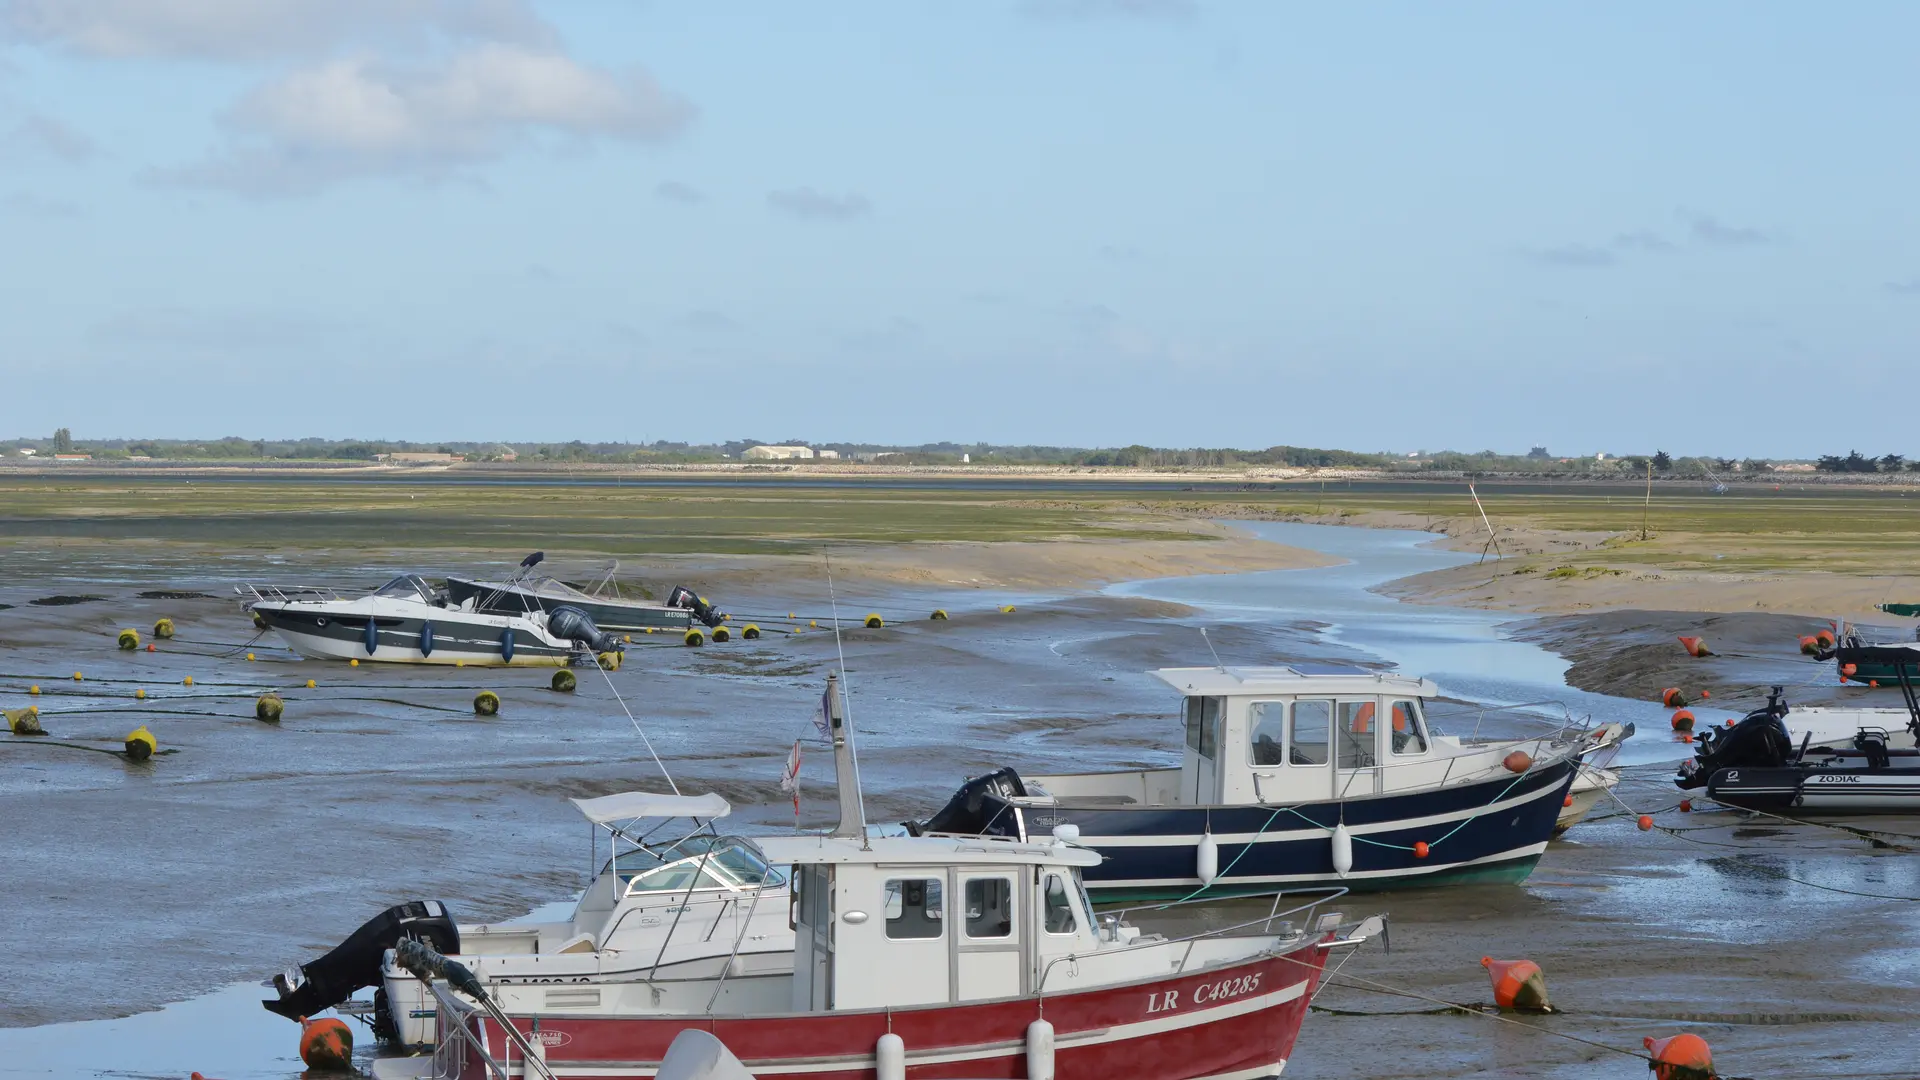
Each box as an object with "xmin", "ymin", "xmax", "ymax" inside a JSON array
[{"xmin": 5, "ymin": 531, "xmax": 1919, "ymax": 1079}]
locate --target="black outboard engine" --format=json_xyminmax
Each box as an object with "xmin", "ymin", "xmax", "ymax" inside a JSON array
[
  {"xmin": 666, "ymin": 585, "xmax": 726, "ymax": 627},
  {"xmin": 1677, "ymin": 686, "xmax": 1795, "ymax": 789},
  {"xmin": 908, "ymin": 767, "xmax": 1029, "ymax": 837},
  {"xmin": 547, "ymin": 604, "xmax": 622, "ymax": 654},
  {"xmin": 263, "ymin": 900, "xmax": 458, "ymax": 1021}
]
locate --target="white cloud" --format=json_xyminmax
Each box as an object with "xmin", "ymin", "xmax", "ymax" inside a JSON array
[
  {"xmin": 0, "ymin": 0, "xmax": 553, "ymax": 60},
  {"xmin": 156, "ymin": 44, "xmax": 694, "ymax": 195}
]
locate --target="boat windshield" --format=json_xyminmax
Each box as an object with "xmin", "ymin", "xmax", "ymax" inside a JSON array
[
  {"xmin": 373, "ymin": 575, "xmax": 435, "ymax": 603},
  {"xmin": 604, "ymin": 836, "xmax": 785, "ymax": 891}
]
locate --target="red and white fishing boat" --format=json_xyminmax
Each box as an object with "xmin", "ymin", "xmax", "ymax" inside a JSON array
[{"xmin": 374, "ymin": 674, "xmax": 1383, "ymax": 1080}]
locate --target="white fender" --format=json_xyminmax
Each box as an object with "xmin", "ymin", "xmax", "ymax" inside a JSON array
[
  {"xmin": 1196, "ymin": 832, "xmax": 1219, "ymax": 885},
  {"xmin": 1331, "ymin": 823, "xmax": 1353, "ymax": 878},
  {"xmin": 1027, "ymin": 1018, "xmax": 1056, "ymax": 1080},
  {"xmin": 876, "ymin": 1033, "xmax": 905, "ymax": 1080}
]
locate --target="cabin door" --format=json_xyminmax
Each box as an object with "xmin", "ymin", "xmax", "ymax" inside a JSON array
[
  {"xmin": 952, "ymin": 868, "xmax": 1025, "ymax": 1000},
  {"xmin": 1183, "ymin": 696, "xmax": 1223, "ymax": 803},
  {"xmin": 1335, "ymin": 698, "xmax": 1384, "ymax": 797},
  {"xmin": 792, "ymin": 865, "xmax": 835, "ymax": 1011}
]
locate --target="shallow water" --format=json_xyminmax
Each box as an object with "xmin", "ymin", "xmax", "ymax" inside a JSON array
[{"xmin": 1113, "ymin": 522, "xmax": 1703, "ymax": 764}]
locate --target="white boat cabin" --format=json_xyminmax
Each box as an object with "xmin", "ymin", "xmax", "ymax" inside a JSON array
[
  {"xmin": 1025, "ymin": 666, "xmax": 1544, "ymax": 806},
  {"xmin": 762, "ymin": 834, "xmax": 1109, "ymax": 1011}
]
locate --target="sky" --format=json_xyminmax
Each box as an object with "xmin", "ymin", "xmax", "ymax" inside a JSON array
[{"xmin": 2, "ymin": 1, "xmax": 1916, "ymax": 456}]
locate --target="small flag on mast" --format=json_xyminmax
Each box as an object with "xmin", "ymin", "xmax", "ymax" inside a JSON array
[
  {"xmin": 779, "ymin": 740, "xmax": 802, "ymax": 818},
  {"xmin": 809, "ymin": 684, "xmax": 832, "ymax": 740}
]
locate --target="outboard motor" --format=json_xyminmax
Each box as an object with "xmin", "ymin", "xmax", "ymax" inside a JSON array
[
  {"xmin": 908, "ymin": 767, "xmax": 1029, "ymax": 837},
  {"xmin": 1677, "ymin": 686, "xmax": 1795, "ymax": 789},
  {"xmin": 263, "ymin": 900, "xmax": 458, "ymax": 1021},
  {"xmin": 547, "ymin": 604, "xmax": 622, "ymax": 653},
  {"xmin": 666, "ymin": 585, "xmax": 726, "ymax": 627}
]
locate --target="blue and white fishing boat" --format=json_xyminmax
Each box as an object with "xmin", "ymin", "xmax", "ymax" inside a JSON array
[{"xmin": 913, "ymin": 666, "xmax": 1584, "ymax": 898}]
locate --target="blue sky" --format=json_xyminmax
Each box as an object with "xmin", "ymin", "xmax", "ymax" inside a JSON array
[{"xmin": 3, "ymin": 1, "xmax": 1916, "ymax": 455}]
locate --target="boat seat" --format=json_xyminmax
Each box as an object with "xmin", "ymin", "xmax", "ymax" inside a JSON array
[{"xmin": 555, "ymin": 933, "xmax": 598, "ymax": 955}]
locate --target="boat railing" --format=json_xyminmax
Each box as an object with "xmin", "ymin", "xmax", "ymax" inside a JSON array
[
  {"xmin": 234, "ymin": 582, "xmax": 350, "ymax": 605},
  {"xmin": 425, "ymin": 980, "xmax": 560, "ymax": 1080},
  {"xmin": 1303, "ymin": 732, "xmax": 1581, "ymax": 801},
  {"xmin": 1035, "ymin": 886, "xmax": 1347, "ymax": 996}
]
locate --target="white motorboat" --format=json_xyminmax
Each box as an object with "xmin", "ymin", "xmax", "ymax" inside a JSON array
[
  {"xmin": 379, "ymin": 792, "xmax": 794, "ymax": 1047},
  {"xmin": 241, "ymin": 574, "xmax": 621, "ymax": 666},
  {"xmin": 1556, "ymin": 720, "xmax": 1633, "ymax": 834},
  {"xmin": 446, "ymin": 552, "xmax": 727, "ymax": 633},
  {"xmin": 261, "ymin": 792, "xmax": 794, "ymax": 1049}
]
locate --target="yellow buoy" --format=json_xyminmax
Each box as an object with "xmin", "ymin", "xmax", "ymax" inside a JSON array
[
  {"xmin": 153, "ymin": 618, "xmax": 175, "ymax": 640},
  {"xmin": 552, "ymin": 669, "xmax": 578, "ymax": 693},
  {"xmin": 930, "ymin": 609, "xmax": 949, "ymax": 620},
  {"xmin": 135, "ymin": 688, "xmax": 146, "ymax": 700},
  {"xmin": 712, "ymin": 626, "xmax": 731, "ymax": 643},
  {"xmin": 685, "ymin": 629, "xmax": 705, "ymax": 648},
  {"xmin": 1000, "ymin": 605, "xmax": 1017, "ymax": 614},
  {"xmin": 474, "ymin": 690, "xmax": 501, "ymax": 716},
  {"xmin": 455, "ymin": 659, "xmax": 464, "ymax": 667},
  {"xmin": 306, "ymin": 679, "xmax": 316, "ymax": 689},
  {"xmin": 73, "ymin": 671, "xmax": 83, "ymax": 681},
  {"xmin": 124, "ymin": 726, "xmax": 157, "ymax": 761},
  {"xmin": 623, "ymin": 634, "xmax": 632, "ymax": 644},
  {"xmin": 256, "ymin": 693, "xmax": 284, "ymax": 722},
  {"xmin": 348, "ymin": 658, "xmax": 358, "ymax": 667},
  {"xmin": 597, "ymin": 651, "xmax": 622, "ymax": 670},
  {"xmin": 743, "ymin": 624, "xmax": 761, "ymax": 639},
  {"xmin": 182, "ymin": 676, "xmax": 193, "ymax": 686},
  {"xmin": 246, "ymin": 653, "xmax": 255, "ymax": 662},
  {"xmin": 808, "ymin": 620, "xmax": 818, "ymax": 629},
  {"xmin": 6, "ymin": 707, "xmax": 45, "ymax": 735},
  {"xmin": 864, "ymin": 613, "xmax": 884, "ymax": 629},
  {"xmin": 29, "ymin": 685, "xmax": 40, "ymax": 696},
  {"xmin": 117, "ymin": 629, "xmax": 140, "ymax": 650}
]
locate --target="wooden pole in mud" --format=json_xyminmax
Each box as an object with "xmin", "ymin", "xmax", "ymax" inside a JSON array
[{"xmin": 1642, "ymin": 461, "xmax": 1652, "ymax": 541}]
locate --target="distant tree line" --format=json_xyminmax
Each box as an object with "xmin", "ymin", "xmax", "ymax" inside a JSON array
[
  {"xmin": 1814, "ymin": 450, "xmax": 1919, "ymax": 473},
  {"xmin": 9, "ymin": 431, "xmax": 1918, "ymax": 477}
]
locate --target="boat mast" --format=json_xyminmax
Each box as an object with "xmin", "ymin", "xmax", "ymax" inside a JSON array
[{"xmin": 825, "ymin": 672, "xmax": 868, "ymax": 844}]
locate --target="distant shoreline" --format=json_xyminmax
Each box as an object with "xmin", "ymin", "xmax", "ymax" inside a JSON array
[{"xmin": 6, "ymin": 457, "xmax": 1920, "ymax": 490}]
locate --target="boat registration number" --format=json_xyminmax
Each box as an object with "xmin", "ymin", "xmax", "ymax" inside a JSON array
[{"xmin": 1145, "ymin": 972, "xmax": 1262, "ymax": 1013}]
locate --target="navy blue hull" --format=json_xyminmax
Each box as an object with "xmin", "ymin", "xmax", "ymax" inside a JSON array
[{"xmin": 973, "ymin": 760, "xmax": 1577, "ymax": 899}]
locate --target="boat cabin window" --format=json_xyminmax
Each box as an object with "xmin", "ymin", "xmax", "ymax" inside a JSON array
[
  {"xmin": 1184, "ymin": 696, "xmax": 1221, "ymax": 757},
  {"xmin": 1389, "ymin": 699, "xmax": 1429, "ymax": 756},
  {"xmin": 1249, "ymin": 701, "xmax": 1287, "ymax": 766},
  {"xmin": 1042, "ymin": 874, "xmax": 1078, "ymax": 935},
  {"xmin": 1290, "ymin": 700, "xmax": 1332, "ymax": 765},
  {"xmin": 964, "ymin": 878, "xmax": 1014, "ymax": 939},
  {"xmin": 884, "ymin": 878, "xmax": 944, "ymax": 940},
  {"xmin": 1337, "ymin": 701, "xmax": 1378, "ymax": 768},
  {"xmin": 658, "ymin": 835, "xmax": 786, "ymax": 888}
]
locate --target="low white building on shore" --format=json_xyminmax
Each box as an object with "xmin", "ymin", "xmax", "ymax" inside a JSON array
[{"xmin": 744, "ymin": 445, "xmax": 815, "ymax": 460}]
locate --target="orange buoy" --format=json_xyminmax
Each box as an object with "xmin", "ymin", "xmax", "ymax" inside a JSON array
[
  {"xmin": 1670, "ymin": 708, "xmax": 1695, "ymax": 732},
  {"xmin": 1644, "ymin": 1033, "xmax": 1714, "ymax": 1080},
  {"xmin": 1799, "ymin": 635, "xmax": 1820, "ymax": 655},
  {"xmin": 1679, "ymin": 799, "xmax": 1693, "ymax": 812},
  {"xmin": 1660, "ymin": 687, "xmax": 1689, "ymax": 708},
  {"xmin": 1637, "ymin": 815, "xmax": 1655, "ymax": 831},
  {"xmin": 1680, "ymin": 733, "xmax": 1694, "ymax": 743},
  {"xmin": 1502, "ymin": 750, "xmax": 1533, "ymax": 773},
  {"xmin": 1563, "ymin": 795, "xmax": 1574, "ymax": 807},
  {"xmin": 1678, "ymin": 636, "xmax": 1712, "ymax": 657},
  {"xmin": 1842, "ymin": 663, "xmax": 1858, "ymax": 677},
  {"xmin": 1480, "ymin": 956, "xmax": 1551, "ymax": 1011},
  {"xmin": 1412, "ymin": 841, "xmax": 1430, "ymax": 858},
  {"xmin": 1700, "ymin": 690, "xmax": 1710, "ymax": 699},
  {"xmin": 145, "ymin": 643, "xmax": 155, "ymax": 652},
  {"xmin": 1870, "ymin": 680, "xmax": 1880, "ymax": 689},
  {"xmin": 1815, "ymin": 628, "xmax": 1836, "ymax": 648},
  {"xmin": 298, "ymin": 1015, "xmax": 353, "ymax": 1069}
]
